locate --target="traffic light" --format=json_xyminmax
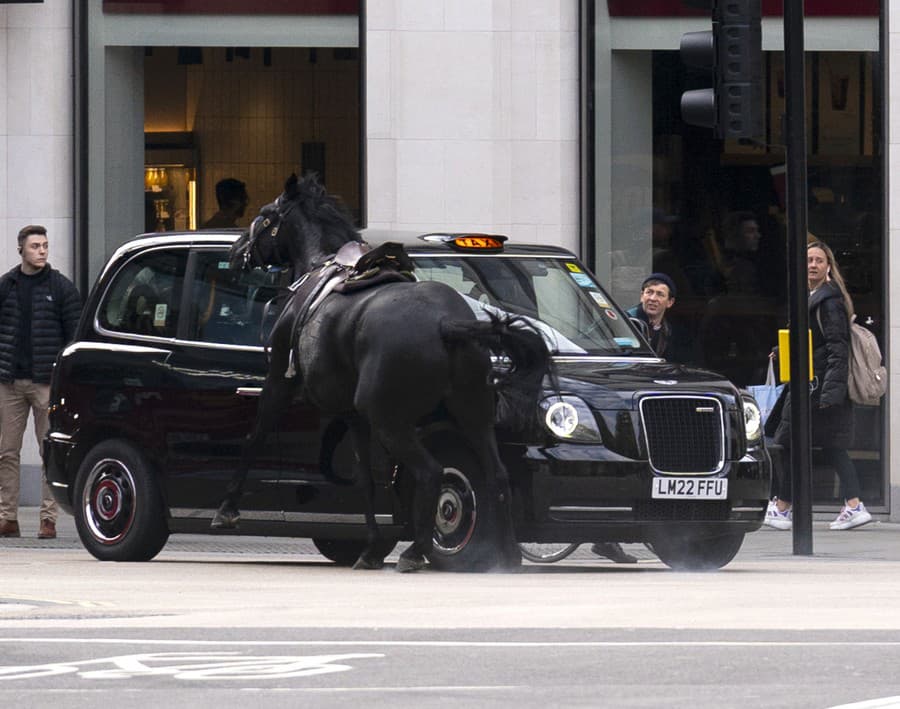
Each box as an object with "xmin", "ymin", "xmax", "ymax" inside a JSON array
[{"xmin": 680, "ymin": 0, "xmax": 763, "ymax": 139}]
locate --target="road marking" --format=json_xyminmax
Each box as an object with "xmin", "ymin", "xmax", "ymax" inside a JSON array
[
  {"xmin": 828, "ymin": 699, "xmax": 900, "ymax": 709},
  {"xmin": 4, "ymin": 638, "xmax": 900, "ymax": 648},
  {"xmin": 0, "ymin": 652, "xmax": 383, "ymax": 681},
  {"xmin": 242, "ymin": 686, "xmax": 521, "ymax": 693},
  {"xmin": 0, "ymin": 597, "xmax": 113, "ymax": 609}
]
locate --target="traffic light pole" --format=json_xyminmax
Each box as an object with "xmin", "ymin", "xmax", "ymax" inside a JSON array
[{"xmin": 783, "ymin": 0, "xmax": 813, "ymax": 555}]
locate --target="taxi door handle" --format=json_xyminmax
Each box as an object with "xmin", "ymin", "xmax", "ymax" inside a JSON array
[{"xmin": 236, "ymin": 387, "xmax": 262, "ymax": 397}]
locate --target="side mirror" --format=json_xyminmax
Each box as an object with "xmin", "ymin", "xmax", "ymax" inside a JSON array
[{"xmin": 629, "ymin": 316, "xmax": 650, "ymax": 342}]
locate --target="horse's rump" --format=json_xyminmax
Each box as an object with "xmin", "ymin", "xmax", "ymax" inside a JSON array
[{"xmin": 439, "ymin": 314, "xmax": 549, "ymax": 432}]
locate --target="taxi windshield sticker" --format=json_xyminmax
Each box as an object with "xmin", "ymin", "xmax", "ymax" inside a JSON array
[
  {"xmin": 569, "ymin": 272, "xmax": 593, "ymax": 288},
  {"xmin": 589, "ymin": 291, "xmax": 610, "ymax": 308},
  {"xmin": 154, "ymin": 303, "xmax": 167, "ymax": 328},
  {"xmin": 604, "ymin": 308, "xmax": 619, "ymax": 320},
  {"xmin": 615, "ymin": 336, "xmax": 640, "ymax": 348},
  {"xmin": 565, "ymin": 262, "xmax": 583, "ymax": 273}
]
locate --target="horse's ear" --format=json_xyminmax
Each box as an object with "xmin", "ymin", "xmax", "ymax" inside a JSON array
[{"xmin": 284, "ymin": 173, "xmax": 299, "ymax": 195}]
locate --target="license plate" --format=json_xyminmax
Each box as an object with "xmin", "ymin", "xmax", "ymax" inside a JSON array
[{"xmin": 651, "ymin": 477, "xmax": 728, "ymax": 500}]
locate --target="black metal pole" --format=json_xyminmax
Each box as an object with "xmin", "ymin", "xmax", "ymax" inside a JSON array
[{"xmin": 784, "ymin": 0, "xmax": 812, "ymax": 554}]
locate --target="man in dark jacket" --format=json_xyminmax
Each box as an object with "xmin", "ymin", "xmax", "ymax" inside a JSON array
[
  {"xmin": 626, "ymin": 272, "xmax": 691, "ymax": 364},
  {"xmin": 0, "ymin": 225, "xmax": 81, "ymax": 539}
]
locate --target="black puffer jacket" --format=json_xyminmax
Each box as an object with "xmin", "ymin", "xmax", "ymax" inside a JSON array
[
  {"xmin": 774, "ymin": 281, "xmax": 852, "ymax": 449},
  {"xmin": 0, "ymin": 265, "xmax": 82, "ymax": 384}
]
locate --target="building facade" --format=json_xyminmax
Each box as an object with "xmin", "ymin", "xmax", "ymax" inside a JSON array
[{"xmin": 1, "ymin": 0, "xmax": 894, "ymax": 520}]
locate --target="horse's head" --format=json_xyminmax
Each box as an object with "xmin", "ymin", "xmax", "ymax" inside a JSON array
[
  {"xmin": 230, "ymin": 173, "xmax": 361, "ymax": 276},
  {"xmin": 228, "ymin": 196, "xmax": 287, "ymax": 273}
]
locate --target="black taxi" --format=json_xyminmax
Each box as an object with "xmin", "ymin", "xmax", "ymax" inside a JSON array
[{"xmin": 45, "ymin": 230, "xmax": 771, "ymax": 570}]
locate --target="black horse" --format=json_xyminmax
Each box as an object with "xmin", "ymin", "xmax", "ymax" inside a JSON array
[{"xmin": 214, "ymin": 174, "xmax": 550, "ymax": 572}]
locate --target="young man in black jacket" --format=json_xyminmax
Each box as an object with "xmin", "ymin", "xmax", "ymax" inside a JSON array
[{"xmin": 0, "ymin": 225, "xmax": 81, "ymax": 539}]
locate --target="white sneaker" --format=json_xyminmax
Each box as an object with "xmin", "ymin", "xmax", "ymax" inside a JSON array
[
  {"xmin": 763, "ymin": 500, "xmax": 792, "ymax": 530},
  {"xmin": 829, "ymin": 502, "xmax": 873, "ymax": 530}
]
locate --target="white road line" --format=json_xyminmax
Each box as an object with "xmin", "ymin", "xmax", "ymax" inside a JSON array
[
  {"xmin": 242, "ymin": 686, "xmax": 522, "ymax": 693},
  {"xmin": 3, "ymin": 638, "xmax": 900, "ymax": 648}
]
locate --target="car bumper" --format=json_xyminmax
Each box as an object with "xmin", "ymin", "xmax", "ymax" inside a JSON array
[
  {"xmin": 508, "ymin": 442, "xmax": 771, "ymax": 543},
  {"xmin": 44, "ymin": 435, "xmax": 76, "ymax": 515}
]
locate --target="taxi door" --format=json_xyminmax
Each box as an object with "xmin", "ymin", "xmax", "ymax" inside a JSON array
[{"xmin": 159, "ymin": 247, "xmax": 285, "ymax": 513}]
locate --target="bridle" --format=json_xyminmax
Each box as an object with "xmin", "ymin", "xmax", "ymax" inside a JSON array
[{"xmin": 240, "ymin": 194, "xmax": 297, "ymax": 270}]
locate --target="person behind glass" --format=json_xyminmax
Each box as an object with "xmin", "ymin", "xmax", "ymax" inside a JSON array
[
  {"xmin": 0, "ymin": 225, "xmax": 82, "ymax": 539},
  {"xmin": 717, "ymin": 211, "xmax": 762, "ymax": 295},
  {"xmin": 626, "ymin": 273, "xmax": 690, "ymax": 363},
  {"xmin": 764, "ymin": 238, "xmax": 872, "ymax": 531},
  {"xmin": 202, "ymin": 178, "xmax": 249, "ymax": 229}
]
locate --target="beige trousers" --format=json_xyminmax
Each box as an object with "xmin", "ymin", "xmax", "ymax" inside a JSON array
[{"xmin": 0, "ymin": 380, "xmax": 56, "ymax": 523}]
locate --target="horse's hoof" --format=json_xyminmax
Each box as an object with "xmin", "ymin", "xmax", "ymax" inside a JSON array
[
  {"xmin": 352, "ymin": 555, "xmax": 385, "ymax": 570},
  {"xmin": 395, "ymin": 555, "xmax": 426, "ymax": 573},
  {"xmin": 501, "ymin": 545, "xmax": 523, "ymax": 571},
  {"xmin": 210, "ymin": 509, "xmax": 240, "ymax": 530}
]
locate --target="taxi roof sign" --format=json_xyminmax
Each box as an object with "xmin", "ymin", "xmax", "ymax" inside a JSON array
[{"xmin": 421, "ymin": 233, "xmax": 507, "ymax": 252}]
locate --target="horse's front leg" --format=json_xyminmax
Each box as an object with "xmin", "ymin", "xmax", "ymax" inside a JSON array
[
  {"xmin": 211, "ymin": 374, "xmax": 295, "ymax": 529},
  {"xmin": 377, "ymin": 427, "xmax": 443, "ymax": 573},
  {"xmin": 346, "ymin": 418, "xmax": 388, "ymax": 570}
]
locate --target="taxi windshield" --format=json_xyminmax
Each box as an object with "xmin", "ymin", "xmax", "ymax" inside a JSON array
[{"xmin": 411, "ymin": 255, "xmax": 654, "ymax": 356}]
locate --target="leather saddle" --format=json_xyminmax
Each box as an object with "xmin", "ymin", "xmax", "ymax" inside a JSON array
[{"xmin": 278, "ymin": 241, "xmax": 415, "ymax": 377}]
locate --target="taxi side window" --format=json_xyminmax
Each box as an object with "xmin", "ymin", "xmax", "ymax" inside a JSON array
[
  {"xmin": 99, "ymin": 250, "xmax": 185, "ymax": 338},
  {"xmin": 414, "ymin": 258, "xmax": 496, "ymax": 305},
  {"xmin": 186, "ymin": 251, "xmax": 285, "ymax": 346}
]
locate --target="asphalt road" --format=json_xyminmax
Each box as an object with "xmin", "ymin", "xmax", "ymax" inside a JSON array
[{"xmin": 3, "ymin": 509, "xmax": 900, "ymax": 708}]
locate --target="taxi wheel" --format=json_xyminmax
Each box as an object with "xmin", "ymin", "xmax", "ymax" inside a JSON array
[
  {"xmin": 73, "ymin": 440, "xmax": 169, "ymax": 562},
  {"xmin": 312, "ymin": 538, "xmax": 398, "ymax": 566},
  {"xmin": 649, "ymin": 531, "xmax": 745, "ymax": 571},
  {"xmin": 425, "ymin": 440, "xmax": 498, "ymax": 572}
]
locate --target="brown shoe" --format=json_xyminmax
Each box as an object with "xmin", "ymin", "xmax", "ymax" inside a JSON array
[
  {"xmin": 0, "ymin": 519, "xmax": 21, "ymax": 537},
  {"xmin": 38, "ymin": 519, "xmax": 56, "ymax": 539}
]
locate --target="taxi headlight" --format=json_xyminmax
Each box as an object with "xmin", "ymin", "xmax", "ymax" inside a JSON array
[
  {"xmin": 540, "ymin": 396, "xmax": 602, "ymax": 443},
  {"xmin": 742, "ymin": 396, "xmax": 762, "ymax": 443}
]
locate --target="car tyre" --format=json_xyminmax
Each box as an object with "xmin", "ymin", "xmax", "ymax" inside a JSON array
[
  {"xmin": 649, "ymin": 530, "xmax": 744, "ymax": 571},
  {"xmin": 312, "ymin": 538, "xmax": 397, "ymax": 566},
  {"xmin": 425, "ymin": 438, "xmax": 499, "ymax": 572},
  {"xmin": 74, "ymin": 439, "xmax": 169, "ymax": 562}
]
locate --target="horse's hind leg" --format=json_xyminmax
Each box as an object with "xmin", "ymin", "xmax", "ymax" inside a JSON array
[
  {"xmin": 447, "ymin": 400, "xmax": 522, "ymax": 571},
  {"xmin": 211, "ymin": 374, "xmax": 294, "ymax": 529},
  {"xmin": 478, "ymin": 433, "xmax": 521, "ymax": 570}
]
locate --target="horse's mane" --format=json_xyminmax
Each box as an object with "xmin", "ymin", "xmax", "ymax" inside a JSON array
[{"xmin": 284, "ymin": 173, "xmax": 361, "ymax": 251}]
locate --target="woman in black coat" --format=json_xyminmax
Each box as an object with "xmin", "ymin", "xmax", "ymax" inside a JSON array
[{"xmin": 765, "ymin": 239, "xmax": 872, "ymax": 531}]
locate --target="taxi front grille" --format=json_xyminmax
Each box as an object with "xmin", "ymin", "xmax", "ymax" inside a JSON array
[{"xmin": 639, "ymin": 395, "xmax": 725, "ymax": 474}]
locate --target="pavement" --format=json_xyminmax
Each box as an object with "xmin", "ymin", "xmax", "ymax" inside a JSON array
[{"xmin": 5, "ymin": 505, "xmax": 900, "ymax": 563}]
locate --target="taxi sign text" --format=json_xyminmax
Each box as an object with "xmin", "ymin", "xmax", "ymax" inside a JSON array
[{"xmin": 453, "ymin": 236, "xmax": 504, "ymax": 250}]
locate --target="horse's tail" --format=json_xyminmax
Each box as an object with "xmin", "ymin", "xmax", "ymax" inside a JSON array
[{"xmin": 440, "ymin": 313, "xmax": 552, "ymax": 432}]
